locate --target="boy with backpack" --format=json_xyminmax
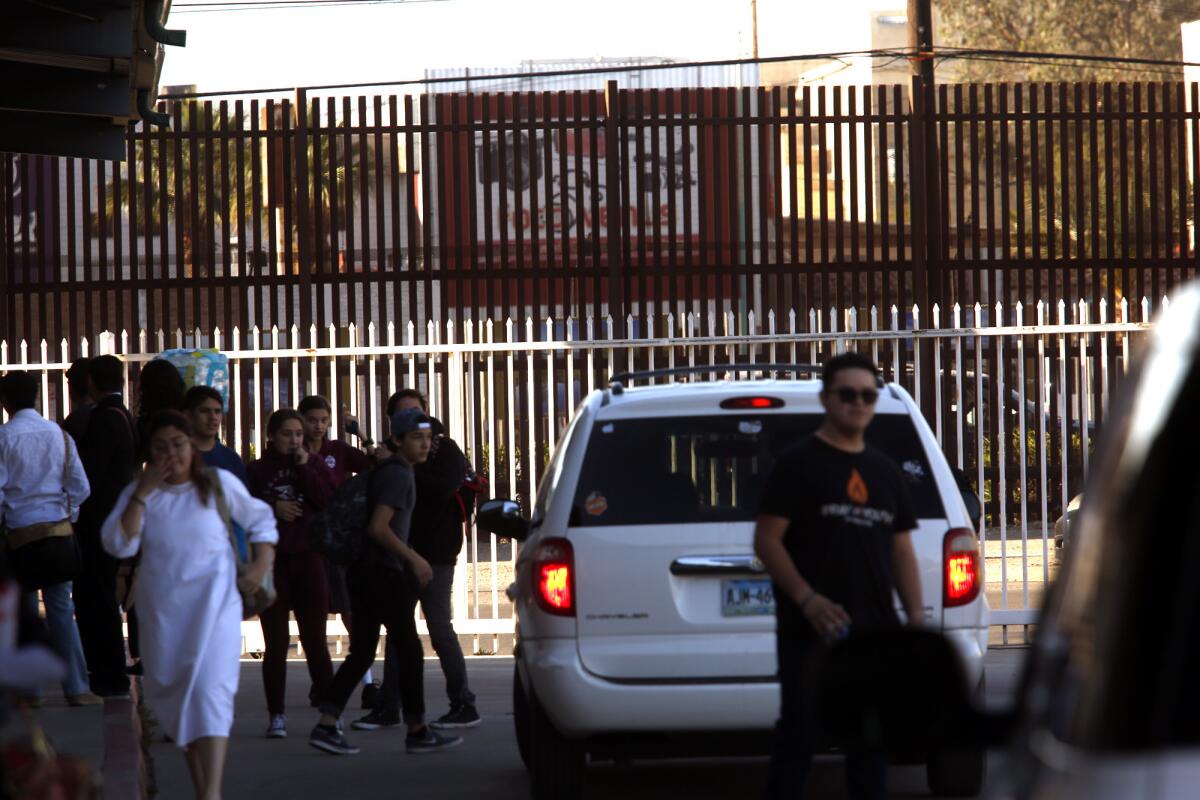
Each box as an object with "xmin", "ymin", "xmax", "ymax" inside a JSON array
[
  {"xmin": 308, "ymin": 407, "xmax": 462, "ymax": 755},
  {"xmin": 352, "ymin": 390, "xmax": 481, "ymax": 732}
]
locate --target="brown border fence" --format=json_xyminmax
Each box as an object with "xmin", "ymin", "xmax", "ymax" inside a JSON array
[{"xmin": 2, "ymin": 79, "xmax": 1198, "ymax": 349}]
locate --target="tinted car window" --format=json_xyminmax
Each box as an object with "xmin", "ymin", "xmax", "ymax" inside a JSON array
[{"xmin": 569, "ymin": 413, "xmax": 944, "ymax": 527}]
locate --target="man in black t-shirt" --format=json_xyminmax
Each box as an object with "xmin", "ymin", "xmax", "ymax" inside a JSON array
[{"xmin": 754, "ymin": 352, "xmax": 924, "ymax": 800}]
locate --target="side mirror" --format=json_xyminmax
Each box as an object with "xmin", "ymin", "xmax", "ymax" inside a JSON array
[
  {"xmin": 950, "ymin": 466, "xmax": 984, "ymax": 531},
  {"xmin": 961, "ymin": 489, "xmax": 983, "ymax": 531},
  {"xmin": 477, "ymin": 499, "xmax": 530, "ymax": 541}
]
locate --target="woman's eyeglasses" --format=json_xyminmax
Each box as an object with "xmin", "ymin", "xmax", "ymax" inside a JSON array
[{"xmin": 833, "ymin": 387, "xmax": 879, "ymax": 405}]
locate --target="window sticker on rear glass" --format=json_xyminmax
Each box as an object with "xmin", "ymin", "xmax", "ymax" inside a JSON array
[
  {"xmin": 584, "ymin": 491, "xmax": 608, "ymax": 516},
  {"xmin": 902, "ymin": 460, "xmax": 926, "ymax": 480},
  {"xmin": 738, "ymin": 420, "xmax": 763, "ymax": 435},
  {"xmin": 602, "ymin": 423, "xmax": 615, "ymax": 434}
]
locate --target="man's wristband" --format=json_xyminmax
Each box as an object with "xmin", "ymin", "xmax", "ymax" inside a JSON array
[{"xmin": 798, "ymin": 590, "xmax": 817, "ymax": 610}]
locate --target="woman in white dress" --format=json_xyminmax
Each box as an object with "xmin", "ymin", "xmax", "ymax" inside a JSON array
[{"xmin": 102, "ymin": 410, "xmax": 277, "ymax": 800}]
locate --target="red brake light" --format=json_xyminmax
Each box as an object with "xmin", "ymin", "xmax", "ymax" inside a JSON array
[
  {"xmin": 944, "ymin": 528, "xmax": 981, "ymax": 607},
  {"xmin": 533, "ymin": 538, "xmax": 575, "ymax": 616},
  {"xmin": 720, "ymin": 396, "xmax": 784, "ymax": 410}
]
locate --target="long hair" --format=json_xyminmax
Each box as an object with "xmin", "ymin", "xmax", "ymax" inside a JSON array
[
  {"xmin": 137, "ymin": 360, "xmax": 186, "ymax": 418},
  {"xmin": 144, "ymin": 410, "xmax": 214, "ymax": 504}
]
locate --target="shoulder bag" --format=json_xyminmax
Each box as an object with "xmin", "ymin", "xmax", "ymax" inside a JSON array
[
  {"xmin": 208, "ymin": 467, "xmax": 276, "ymax": 619},
  {"xmin": 4, "ymin": 430, "xmax": 82, "ymax": 591}
]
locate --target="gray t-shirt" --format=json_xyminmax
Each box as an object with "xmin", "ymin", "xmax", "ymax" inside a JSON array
[{"xmin": 367, "ymin": 458, "xmax": 416, "ymax": 572}]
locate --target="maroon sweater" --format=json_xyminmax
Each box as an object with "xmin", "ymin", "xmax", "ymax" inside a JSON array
[
  {"xmin": 247, "ymin": 448, "xmax": 337, "ymax": 555},
  {"xmin": 312, "ymin": 438, "xmax": 371, "ymax": 488}
]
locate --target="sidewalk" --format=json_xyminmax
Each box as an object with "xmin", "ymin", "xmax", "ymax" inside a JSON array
[
  {"xmin": 1, "ymin": 695, "xmax": 105, "ymax": 786},
  {"xmin": 151, "ymin": 658, "xmax": 524, "ymax": 800}
]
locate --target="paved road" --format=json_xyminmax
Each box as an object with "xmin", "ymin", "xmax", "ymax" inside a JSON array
[{"xmin": 145, "ymin": 648, "xmax": 1027, "ymax": 800}]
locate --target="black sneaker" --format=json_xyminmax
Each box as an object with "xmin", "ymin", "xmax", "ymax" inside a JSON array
[
  {"xmin": 308, "ymin": 724, "xmax": 360, "ymax": 755},
  {"xmin": 351, "ymin": 708, "xmax": 401, "ymax": 731},
  {"xmin": 360, "ymin": 681, "xmax": 380, "ymax": 709},
  {"xmin": 405, "ymin": 726, "xmax": 463, "ymax": 754},
  {"xmin": 430, "ymin": 704, "xmax": 481, "ymax": 729}
]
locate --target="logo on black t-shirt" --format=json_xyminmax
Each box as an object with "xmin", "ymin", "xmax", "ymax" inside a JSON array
[{"xmin": 847, "ymin": 469, "xmax": 869, "ymax": 504}]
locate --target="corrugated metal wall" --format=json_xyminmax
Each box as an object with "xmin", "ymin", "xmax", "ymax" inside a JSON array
[{"xmin": 424, "ymin": 59, "xmax": 760, "ymax": 94}]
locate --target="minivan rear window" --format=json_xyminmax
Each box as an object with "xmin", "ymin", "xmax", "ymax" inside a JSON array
[{"xmin": 569, "ymin": 414, "xmax": 944, "ymax": 527}]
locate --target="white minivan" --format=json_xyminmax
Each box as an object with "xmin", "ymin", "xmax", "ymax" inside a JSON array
[{"xmin": 480, "ymin": 366, "xmax": 990, "ymax": 799}]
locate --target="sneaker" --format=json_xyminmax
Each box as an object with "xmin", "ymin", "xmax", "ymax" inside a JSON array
[
  {"xmin": 351, "ymin": 708, "xmax": 401, "ymax": 731},
  {"xmin": 67, "ymin": 693, "xmax": 104, "ymax": 707},
  {"xmin": 308, "ymin": 724, "xmax": 360, "ymax": 755},
  {"xmin": 360, "ymin": 681, "xmax": 380, "ymax": 709},
  {"xmin": 405, "ymin": 726, "xmax": 463, "ymax": 754},
  {"xmin": 266, "ymin": 714, "xmax": 287, "ymax": 739},
  {"xmin": 430, "ymin": 704, "xmax": 481, "ymax": 729}
]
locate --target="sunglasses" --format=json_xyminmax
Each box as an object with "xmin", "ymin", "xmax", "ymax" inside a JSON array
[{"xmin": 833, "ymin": 387, "xmax": 879, "ymax": 405}]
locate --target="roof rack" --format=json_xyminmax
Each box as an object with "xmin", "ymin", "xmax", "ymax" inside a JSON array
[{"xmin": 608, "ymin": 363, "xmax": 885, "ymax": 394}]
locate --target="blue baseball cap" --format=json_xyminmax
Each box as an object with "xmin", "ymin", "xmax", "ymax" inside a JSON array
[{"xmin": 390, "ymin": 407, "xmax": 432, "ymax": 436}]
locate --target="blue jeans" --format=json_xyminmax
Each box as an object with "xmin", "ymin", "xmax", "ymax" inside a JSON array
[{"xmin": 23, "ymin": 582, "xmax": 91, "ymax": 697}]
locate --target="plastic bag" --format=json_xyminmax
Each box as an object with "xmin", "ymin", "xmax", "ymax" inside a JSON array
[{"xmin": 156, "ymin": 349, "xmax": 231, "ymax": 410}]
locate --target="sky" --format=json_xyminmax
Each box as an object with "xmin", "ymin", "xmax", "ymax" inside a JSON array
[{"xmin": 161, "ymin": 0, "xmax": 905, "ymax": 95}]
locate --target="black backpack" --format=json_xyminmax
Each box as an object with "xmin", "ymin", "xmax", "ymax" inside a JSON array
[{"xmin": 310, "ymin": 462, "xmax": 399, "ymax": 565}]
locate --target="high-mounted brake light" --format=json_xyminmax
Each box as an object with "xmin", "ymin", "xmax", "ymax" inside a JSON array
[
  {"xmin": 720, "ymin": 396, "xmax": 784, "ymax": 410},
  {"xmin": 533, "ymin": 538, "xmax": 575, "ymax": 616},
  {"xmin": 944, "ymin": 528, "xmax": 981, "ymax": 607}
]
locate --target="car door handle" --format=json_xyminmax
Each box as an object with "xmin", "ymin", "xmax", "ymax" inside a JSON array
[{"xmin": 669, "ymin": 555, "xmax": 765, "ymax": 576}]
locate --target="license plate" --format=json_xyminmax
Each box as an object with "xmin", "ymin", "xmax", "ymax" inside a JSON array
[{"xmin": 721, "ymin": 579, "xmax": 775, "ymax": 617}]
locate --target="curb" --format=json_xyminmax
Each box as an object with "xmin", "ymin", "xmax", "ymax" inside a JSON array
[{"xmin": 102, "ymin": 681, "xmax": 147, "ymax": 800}]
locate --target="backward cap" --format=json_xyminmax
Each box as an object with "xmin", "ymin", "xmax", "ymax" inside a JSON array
[{"xmin": 390, "ymin": 407, "xmax": 432, "ymax": 436}]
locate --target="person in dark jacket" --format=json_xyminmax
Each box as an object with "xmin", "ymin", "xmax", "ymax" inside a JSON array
[
  {"xmin": 134, "ymin": 360, "xmax": 186, "ymax": 459},
  {"xmin": 62, "ymin": 358, "xmax": 93, "ymax": 444},
  {"xmin": 73, "ymin": 355, "xmax": 137, "ymax": 697},
  {"xmin": 121, "ymin": 359, "xmax": 187, "ymax": 675},
  {"xmin": 247, "ymin": 409, "xmax": 338, "ymax": 740},
  {"xmin": 352, "ymin": 389, "xmax": 480, "ymax": 731}
]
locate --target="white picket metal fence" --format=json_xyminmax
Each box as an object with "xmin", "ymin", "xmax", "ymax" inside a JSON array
[{"xmin": 1, "ymin": 296, "xmax": 1158, "ymax": 651}]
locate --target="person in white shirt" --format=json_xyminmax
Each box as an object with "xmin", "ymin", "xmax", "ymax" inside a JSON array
[
  {"xmin": 0, "ymin": 370, "xmax": 97, "ymax": 707},
  {"xmin": 102, "ymin": 410, "xmax": 277, "ymax": 800}
]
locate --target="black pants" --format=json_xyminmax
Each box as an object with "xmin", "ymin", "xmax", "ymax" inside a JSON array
[
  {"xmin": 319, "ymin": 564, "xmax": 425, "ymax": 725},
  {"xmin": 764, "ymin": 622, "xmax": 887, "ymax": 800},
  {"xmin": 72, "ymin": 527, "xmax": 129, "ymax": 694}
]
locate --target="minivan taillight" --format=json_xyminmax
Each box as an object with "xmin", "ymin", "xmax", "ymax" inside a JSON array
[
  {"xmin": 944, "ymin": 528, "xmax": 981, "ymax": 607},
  {"xmin": 533, "ymin": 538, "xmax": 575, "ymax": 616}
]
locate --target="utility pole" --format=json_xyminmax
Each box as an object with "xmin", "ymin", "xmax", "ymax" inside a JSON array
[
  {"xmin": 908, "ymin": 0, "xmax": 941, "ymax": 423},
  {"xmin": 750, "ymin": 0, "xmax": 759, "ymax": 59},
  {"xmin": 908, "ymin": 0, "xmax": 939, "ymax": 311}
]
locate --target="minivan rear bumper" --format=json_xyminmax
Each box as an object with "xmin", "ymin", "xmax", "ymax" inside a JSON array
[
  {"xmin": 522, "ymin": 627, "xmax": 989, "ymax": 738},
  {"xmin": 521, "ymin": 638, "xmax": 780, "ymax": 737}
]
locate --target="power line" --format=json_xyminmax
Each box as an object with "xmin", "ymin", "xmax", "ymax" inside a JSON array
[
  {"xmin": 936, "ymin": 46, "xmax": 1200, "ymax": 71},
  {"xmin": 938, "ymin": 53, "xmax": 1188, "ymax": 79},
  {"xmin": 156, "ymin": 46, "xmax": 1200, "ymax": 100},
  {"xmin": 172, "ymin": 0, "xmax": 451, "ymax": 13},
  {"xmin": 158, "ymin": 48, "xmax": 912, "ymax": 98}
]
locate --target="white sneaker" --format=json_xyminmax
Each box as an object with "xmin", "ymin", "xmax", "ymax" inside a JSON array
[{"xmin": 266, "ymin": 714, "xmax": 287, "ymax": 739}]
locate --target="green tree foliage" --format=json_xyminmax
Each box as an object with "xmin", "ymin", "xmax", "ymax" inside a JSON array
[
  {"xmin": 936, "ymin": 0, "xmax": 1195, "ymax": 82},
  {"xmin": 97, "ymin": 102, "xmax": 370, "ymax": 276}
]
